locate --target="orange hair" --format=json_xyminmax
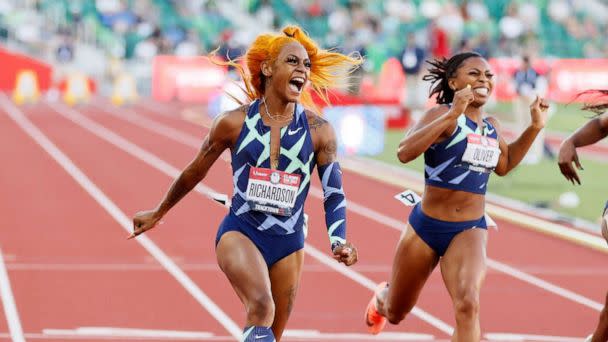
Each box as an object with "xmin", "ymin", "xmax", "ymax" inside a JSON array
[{"xmin": 215, "ymin": 25, "xmax": 363, "ymax": 112}]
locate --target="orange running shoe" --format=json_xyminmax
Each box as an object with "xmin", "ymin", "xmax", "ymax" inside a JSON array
[{"xmin": 365, "ymin": 281, "xmax": 388, "ymax": 334}]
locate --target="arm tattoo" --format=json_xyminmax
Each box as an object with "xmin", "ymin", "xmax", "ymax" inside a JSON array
[
  {"xmin": 309, "ymin": 115, "xmax": 328, "ymax": 130},
  {"xmin": 322, "ymin": 139, "xmax": 337, "ymax": 163}
]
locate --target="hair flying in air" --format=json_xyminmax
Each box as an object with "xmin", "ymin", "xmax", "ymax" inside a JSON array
[
  {"xmin": 213, "ymin": 25, "xmax": 363, "ymax": 111},
  {"xmin": 577, "ymin": 89, "xmax": 608, "ymax": 115}
]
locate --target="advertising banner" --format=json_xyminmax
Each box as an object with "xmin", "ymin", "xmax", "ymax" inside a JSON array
[
  {"xmin": 488, "ymin": 58, "xmax": 608, "ymax": 103},
  {"xmin": 152, "ymin": 56, "xmax": 227, "ymax": 103}
]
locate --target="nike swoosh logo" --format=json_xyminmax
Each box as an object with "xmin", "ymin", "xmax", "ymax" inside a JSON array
[
  {"xmin": 287, "ymin": 127, "xmax": 302, "ymax": 135},
  {"xmin": 255, "ymin": 335, "xmax": 268, "ymax": 339},
  {"xmin": 486, "ymin": 128, "xmax": 495, "ymax": 135}
]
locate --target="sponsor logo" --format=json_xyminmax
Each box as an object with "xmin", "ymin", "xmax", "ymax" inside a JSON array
[
  {"xmin": 270, "ymin": 172, "xmax": 280, "ymax": 184},
  {"xmin": 287, "ymin": 127, "xmax": 302, "ymax": 135}
]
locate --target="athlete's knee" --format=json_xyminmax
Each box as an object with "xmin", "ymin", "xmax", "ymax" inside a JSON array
[
  {"xmin": 453, "ymin": 290, "xmax": 480, "ymax": 320},
  {"xmin": 246, "ymin": 293, "xmax": 275, "ymax": 322}
]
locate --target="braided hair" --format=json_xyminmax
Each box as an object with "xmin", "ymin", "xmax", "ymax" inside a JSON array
[{"xmin": 422, "ymin": 52, "xmax": 482, "ymax": 104}]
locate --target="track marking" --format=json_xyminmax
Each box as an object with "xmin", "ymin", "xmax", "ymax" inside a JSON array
[
  {"xmin": 89, "ymin": 101, "xmax": 230, "ymax": 161},
  {"xmin": 3, "ymin": 262, "xmax": 403, "ymax": 274},
  {"xmin": 0, "ymin": 246, "xmax": 25, "ymax": 342},
  {"xmin": 51, "ymin": 101, "xmax": 455, "ymax": 335},
  {"xmin": 0, "ymin": 95, "xmax": 242, "ymax": 339},
  {"xmin": 6, "ymin": 263, "xmax": 219, "ymax": 271},
  {"xmin": 303, "ymin": 245, "xmax": 454, "ymax": 334},
  {"xmin": 41, "ymin": 327, "xmax": 434, "ymax": 341},
  {"xmin": 283, "ymin": 329, "xmax": 433, "ymax": 340},
  {"xmin": 487, "ymin": 259, "xmax": 603, "ymax": 311},
  {"xmin": 484, "ymin": 332, "xmax": 585, "ymax": 341},
  {"xmin": 96, "ymin": 102, "xmax": 605, "ymax": 313},
  {"xmin": 43, "ymin": 327, "xmax": 213, "ymax": 339}
]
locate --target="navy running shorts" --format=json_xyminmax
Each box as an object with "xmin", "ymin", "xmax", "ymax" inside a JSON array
[
  {"xmin": 408, "ymin": 203, "xmax": 487, "ymax": 256},
  {"xmin": 215, "ymin": 213, "xmax": 305, "ymax": 267}
]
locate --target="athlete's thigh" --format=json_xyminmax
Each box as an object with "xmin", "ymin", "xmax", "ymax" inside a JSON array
[
  {"xmin": 440, "ymin": 228, "xmax": 488, "ymax": 299},
  {"xmin": 268, "ymin": 249, "xmax": 305, "ymax": 339},
  {"xmin": 216, "ymin": 231, "xmax": 271, "ymax": 305},
  {"xmin": 386, "ymin": 224, "xmax": 440, "ymax": 312}
]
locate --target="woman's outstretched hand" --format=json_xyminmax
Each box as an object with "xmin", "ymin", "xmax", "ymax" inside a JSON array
[{"xmin": 129, "ymin": 210, "xmax": 162, "ymax": 239}]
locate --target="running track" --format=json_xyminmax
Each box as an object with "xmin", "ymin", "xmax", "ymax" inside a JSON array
[{"xmin": 0, "ymin": 94, "xmax": 606, "ymax": 342}]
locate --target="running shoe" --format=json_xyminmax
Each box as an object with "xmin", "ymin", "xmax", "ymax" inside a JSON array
[{"xmin": 365, "ymin": 281, "xmax": 388, "ymax": 334}]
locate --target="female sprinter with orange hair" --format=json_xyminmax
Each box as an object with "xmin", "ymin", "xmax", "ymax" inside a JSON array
[{"xmin": 129, "ymin": 26, "xmax": 361, "ymax": 341}]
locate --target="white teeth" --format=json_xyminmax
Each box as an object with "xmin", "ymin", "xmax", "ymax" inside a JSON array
[
  {"xmin": 291, "ymin": 77, "xmax": 305, "ymax": 83},
  {"xmin": 474, "ymin": 88, "xmax": 489, "ymax": 96}
]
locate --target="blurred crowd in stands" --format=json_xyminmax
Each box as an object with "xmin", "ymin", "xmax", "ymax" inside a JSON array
[
  {"xmin": 2, "ymin": 0, "xmax": 607, "ymax": 65},
  {"xmin": 0, "ymin": 0, "xmax": 606, "ymax": 98}
]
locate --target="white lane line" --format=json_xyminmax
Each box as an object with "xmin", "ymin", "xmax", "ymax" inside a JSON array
[
  {"xmin": 99, "ymin": 101, "xmax": 605, "ymax": 313},
  {"xmin": 47, "ymin": 102, "xmax": 225, "ymax": 201},
  {"xmin": 0, "ymin": 246, "xmax": 26, "ymax": 342},
  {"xmin": 487, "ymin": 259, "xmax": 603, "ymax": 311},
  {"xmin": 90, "ymin": 102, "xmax": 202, "ymax": 147},
  {"xmin": 135, "ymin": 99, "xmax": 179, "ymax": 117},
  {"xmin": 41, "ymin": 327, "xmax": 434, "ymax": 341},
  {"xmin": 0, "ymin": 95, "xmax": 242, "ymax": 339},
  {"xmin": 5, "ymin": 263, "xmax": 397, "ymax": 273},
  {"xmin": 484, "ymin": 332, "xmax": 585, "ymax": 341},
  {"xmin": 6, "ymin": 263, "xmax": 219, "ymax": 271},
  {"xmin": 50, "ymin": 102, "xmax": 455, "ymax": 335},
  {"xmin": 304, "ymin": 245, "xmax": 453, "ymax": 334},
  {"xmin": 90, "ymin": 101, "xmax": 228, "ymax": 160},
  {"xmin": 284, "ymin": 329, "xmax": 433, "ymax": 340},
  {"xmin": 43, "ymin": 327, "xmax": 213, "ymax": 339}
]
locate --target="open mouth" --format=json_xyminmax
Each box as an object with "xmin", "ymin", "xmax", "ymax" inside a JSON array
[{"xmin": 289, "ymin": 77, "xmax": 305, "ymax": 93}]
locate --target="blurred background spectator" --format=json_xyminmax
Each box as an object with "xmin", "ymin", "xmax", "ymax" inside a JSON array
[
  {"xmin": 399, "ymin": 32, "xmax": 427, "ymax": 120},
  {"xmin": 0, "ymin": 0, "xmax": 606, "ymax": 95}
]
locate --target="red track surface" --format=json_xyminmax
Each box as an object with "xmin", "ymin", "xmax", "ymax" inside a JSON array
[{"xmin": 0, "ymin": 96, "xmax": 606, "ymax": 341}]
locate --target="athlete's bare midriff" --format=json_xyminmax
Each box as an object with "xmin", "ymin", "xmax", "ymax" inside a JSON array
[{"xmin": 421, "ymin": 184, "xmax": 486, "ymax": 222}]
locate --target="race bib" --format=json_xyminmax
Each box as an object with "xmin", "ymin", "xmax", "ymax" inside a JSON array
[
  {"xmin": 246, "ymin": 167, "xmax": 301, "ymax": 216},
  {"xmin": 461, "ymin": 134, "xmax": 501, "ymax": 172},
  {"xmin": 394, "ymin": 189, "xmax": 422, "ymax": 206}
]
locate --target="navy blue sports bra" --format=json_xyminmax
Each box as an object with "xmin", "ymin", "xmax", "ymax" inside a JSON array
[{"xmin": 424, "ymin": 113, "xmax": 500, "ymax": 195}]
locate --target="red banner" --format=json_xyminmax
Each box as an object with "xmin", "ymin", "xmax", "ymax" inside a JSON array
[
  {"xmin": 549, "ymin": 59, "xmax": 608, "ymax": 102},
  {"xmin": 0, "ymin": 47, "xmax": 52, "ymax": 91},
  {"xmin": 488, "ymin": 58, "xmax": 608, "ymax": 103},
  {"xmin": 152, "ymin": 55, "xmax": 227, "ymax": 103}
]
